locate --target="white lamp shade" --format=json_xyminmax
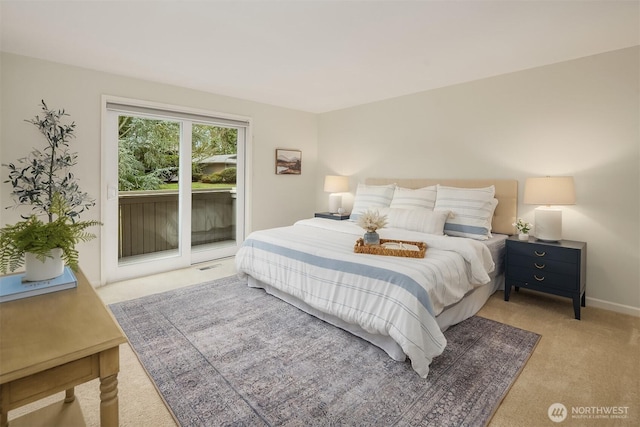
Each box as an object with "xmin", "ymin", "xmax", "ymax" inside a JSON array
[
  {"xmin": 324, "ymin": 175, "xmax": 349, "ymax": 193},
  {"xmin": 524, "ymin": 176, "xmax": 576, "ymax": 206}
]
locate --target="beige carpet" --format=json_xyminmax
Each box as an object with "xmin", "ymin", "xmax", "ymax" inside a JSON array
[{"xmin": 10, "ymin": 258, "xmax": 639, "ymax": 426}]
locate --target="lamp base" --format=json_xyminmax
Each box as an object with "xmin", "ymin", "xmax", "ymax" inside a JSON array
[
  {"xmin": 328, "ymin": 193, "xmax": 342, "ymax": 214},
  {"xmin": 534, "ymin": 207, "xmax": 563, "ymax": 242}
]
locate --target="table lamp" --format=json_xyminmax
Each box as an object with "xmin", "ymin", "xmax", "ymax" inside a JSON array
[
  {"xmin": 524, "ymin": 176, "xmax": 576, "ymax": 242},
  {"xmin": 324, "ymin": 175, "xmax": 349, "ymax": 213}
]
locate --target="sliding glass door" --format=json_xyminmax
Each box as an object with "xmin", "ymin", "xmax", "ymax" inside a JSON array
[{"xmin": 102, "ymin": 98, "xmax": 249, "ymax": 282}]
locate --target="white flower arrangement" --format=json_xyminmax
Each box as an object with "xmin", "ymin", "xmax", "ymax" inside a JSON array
[
  {"xmin": 513, "ymin": 218, "xmax": 532, "ymax": 234},
  {"xmin": 357, "ymin": 209, "xmax": 388, "ymax": 232}
]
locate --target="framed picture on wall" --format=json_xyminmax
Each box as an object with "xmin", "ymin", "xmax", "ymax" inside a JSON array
[{"xmin": 275, "ymin": 149, "xmax": 302, "ymax": 175}]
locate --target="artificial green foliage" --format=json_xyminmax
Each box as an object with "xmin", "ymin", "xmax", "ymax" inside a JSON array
[
  {"xmin": 1, "ymin": 101, "xmax": 100, "ymax": 274},
  {"xmin": 0, "ymin": 193, "xmax": 101, "ymax": 273},
  {"xmin": 4, "ymin": 100, "xmax": 95, "ymax": 222},
  {"xmin": 513, "ymin": 218, "xmax": 532, "ymax": 234}
]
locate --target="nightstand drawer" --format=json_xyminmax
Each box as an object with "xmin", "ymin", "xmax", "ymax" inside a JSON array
[
  {"xmin": 507, "ymin": 254, "xmax": 576, "ymax": 276},
  {"xmin": 507, "ymin": 268, "xmax": 578, "ymax": 291},
  {"xmin": 507, "ymin": 241, "xmax": 578, "ymax": 264}
]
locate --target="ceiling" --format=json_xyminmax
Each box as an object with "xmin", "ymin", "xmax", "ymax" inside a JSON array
[{"xmin": 1, "ymin": 1, "xmax": 638, "ymax": 113}]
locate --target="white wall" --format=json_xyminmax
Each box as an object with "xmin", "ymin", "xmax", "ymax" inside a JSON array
[
  {"xmin": 317, "ymin": 47, "xmax": 640, "ymax": 314},
  {"xmin": 0, "ymin": 53, "xmax": 318, "ymax": 286},
  {"xmin": 2, "ymin": 48, "xmax": 638, "ymax": 314}
]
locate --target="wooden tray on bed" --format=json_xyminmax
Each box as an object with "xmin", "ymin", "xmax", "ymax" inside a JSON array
[{"xmin": 354, "ymin": 238, "xmax": 427, "ymax": 258}]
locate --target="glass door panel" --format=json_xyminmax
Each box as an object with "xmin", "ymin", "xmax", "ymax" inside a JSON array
[
  {"xmin": 117, "ymin": 115, "xmax": 181, "ymax": 264},
  {"xmin": 191, "ymin": 124, "xmax": 238, "ymax": 252}
]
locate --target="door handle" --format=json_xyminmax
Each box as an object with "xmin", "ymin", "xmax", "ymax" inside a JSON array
[{"xmin": 108, "ymin": 185, "xmax": 118, "ymax": 200}]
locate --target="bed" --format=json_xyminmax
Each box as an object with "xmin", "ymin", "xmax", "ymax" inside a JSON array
[{"xmin": 236, "ymin": 178, "xmax": 517, "ymax": 377}]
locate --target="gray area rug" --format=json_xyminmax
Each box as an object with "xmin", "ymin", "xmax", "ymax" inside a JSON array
[{"xmin": 110, "ymin": 276, "xmax": 540, "ymax": 426}]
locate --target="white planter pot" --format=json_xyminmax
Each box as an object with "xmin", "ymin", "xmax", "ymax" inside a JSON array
[
  {"xmin": 518, "ymin": 233, "xmax": 530, "ymax": 241},
  {"xmin": 24, "ymin": 248, "xmax": 65, "ymax": 281}
]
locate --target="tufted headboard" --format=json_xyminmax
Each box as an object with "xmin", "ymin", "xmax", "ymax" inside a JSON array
[{"xmin": 365, "ymin": 178, "xmax": 518, "ymax": 235}]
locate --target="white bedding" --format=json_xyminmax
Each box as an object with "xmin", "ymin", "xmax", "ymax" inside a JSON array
[{"xmin": 235, "ymin": 218, "xmax": 496, "ymax": 378}]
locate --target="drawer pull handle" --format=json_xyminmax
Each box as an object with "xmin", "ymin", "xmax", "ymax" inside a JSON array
[
  {"xmin": 534, "ymin": 251, "xmax": 546, "ymax": 257},
  {"xmin": 534, "ymin": 263, "xmax": 545, "ymax": 269},
  {"xmin": 534, "ymin": 275, "xmax": 545, "ymax": 282}
]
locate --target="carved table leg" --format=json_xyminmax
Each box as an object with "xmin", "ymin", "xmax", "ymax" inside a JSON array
[
  {"xmin": 65, "ymin": 387, "xmax": 76, "ymax": 403},
  {"xmin": 100, "ymin": 374, "xmax": 119, "ymax": 427},
  {"xmin": 99, "ymin": 345, "xmax": 121, "ymax": 426}
]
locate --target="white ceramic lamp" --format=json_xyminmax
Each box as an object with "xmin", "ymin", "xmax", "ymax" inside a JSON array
[
  {"xmin": 523, "ymin": 176, "xmax": 576, "ymax": 242},
  {"xmin": 324, "ymin": 175, "xmax": 349, "ymax": 213}
]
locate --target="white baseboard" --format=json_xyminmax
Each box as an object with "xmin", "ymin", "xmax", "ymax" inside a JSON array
[{"xmin": 586, "ymin": 297, "xmax": 640, "ymax": 317}]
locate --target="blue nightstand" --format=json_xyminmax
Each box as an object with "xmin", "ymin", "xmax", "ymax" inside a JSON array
[
  {"xmin": 314, "ymin": 212, "xmax": 350, "ymax": 221},
  {"xmin": 504, "ymin": 236, "xmax": 587, "ymax": 319}
]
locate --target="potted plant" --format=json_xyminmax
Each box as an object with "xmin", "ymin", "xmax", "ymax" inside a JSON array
[
  {"xmin": 513, "ymin": 218, "xmax": 532, "ymax": 241},
  {"xmin": 0, "ymin": 101, "xmax": 100, "ymax": 281},
  {"xmin": 357, "ymin": 209, "xmax": 388, "ymax": 245}
]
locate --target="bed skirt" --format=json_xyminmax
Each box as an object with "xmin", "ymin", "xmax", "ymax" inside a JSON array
[{"xmin": 247, "ymin": 272, "xmax": 504, "ymax": 363}]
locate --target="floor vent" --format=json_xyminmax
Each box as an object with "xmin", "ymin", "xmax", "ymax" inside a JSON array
[{"xmin": 198, "ymin": 264, "xmax": 221, "ymax": 271}]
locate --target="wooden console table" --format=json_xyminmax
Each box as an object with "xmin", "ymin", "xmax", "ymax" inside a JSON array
[{"xmin": 0, "ymin": 270, "xmax": 127, "ymax": 426}]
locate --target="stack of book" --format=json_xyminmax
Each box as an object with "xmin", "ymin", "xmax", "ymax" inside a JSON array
[{"xmin": 0, "ymin": 267, "xmax": 77, "ymax": 303}]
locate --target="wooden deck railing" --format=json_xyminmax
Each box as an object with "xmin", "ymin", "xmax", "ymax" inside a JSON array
[{"xmin": 119, "ymin": 188, "xmax": 235, "ymax": 259}]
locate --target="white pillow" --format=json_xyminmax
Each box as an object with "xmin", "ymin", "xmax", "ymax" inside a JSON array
[
  {"xmin": 378, "ymin": 208, "xmax": 450, "ymax": 235},
  {"xmin": 434, "ymin": 185, "xmax": 497, "ymax": 240},
  {"xmin": 349, "ymin": 183, "xmax": 395, "ymax": 220},
  {"xmin": 390, "ymin": 186, "xmax": 437, "ymax": 210}
]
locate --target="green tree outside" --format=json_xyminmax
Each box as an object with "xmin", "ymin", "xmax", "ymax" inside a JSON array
[{"xmin": 118, "ymin": 117, "xmax": 237, "ymax": 191}]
